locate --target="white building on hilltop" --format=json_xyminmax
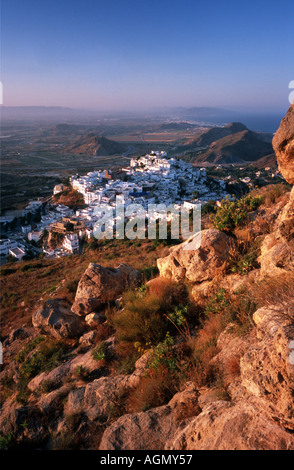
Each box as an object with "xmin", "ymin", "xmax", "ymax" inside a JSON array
[{"xmin": 63, "ymin": 233, "xmax": 79, "ymax": 254}]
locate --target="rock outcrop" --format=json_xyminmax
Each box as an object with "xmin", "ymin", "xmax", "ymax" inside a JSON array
[
  {"xmin": 157, "ymin": 229, "xmax": 235, "ymax": 283},
  {"xmin": 272, "ymin": 104, "xmax": 294, "ymax": 184},
  {"xmin": 258, "ymin": 187, "xmax": 294, "ymax": 276},
  {"xmin": 166, "ymin": 398, "xmax": 294, "ymax": 450},
  {"xmin": 99, "ymin": 382, "xmax": 200, "ymax": 450},
  {"xmin": 164, "ymin": 303, "xmax": 294, "ymax": 450},
  {"xmin": 71, "ymin": 263, "xmax": 141, "ymax": 316},
  {"xmin": 32, "ymin": 298, "xmax": 86, "ymax": 339}
]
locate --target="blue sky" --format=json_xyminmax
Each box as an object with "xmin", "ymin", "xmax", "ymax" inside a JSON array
[{"xmin": 1, "ymin": 0, "xmax": 294, "ymax": 112}]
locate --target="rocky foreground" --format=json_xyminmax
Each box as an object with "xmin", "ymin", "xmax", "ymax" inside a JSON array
[{"xmin": 0, "ymin": 106, "xmax": 293, "ymax": 450}]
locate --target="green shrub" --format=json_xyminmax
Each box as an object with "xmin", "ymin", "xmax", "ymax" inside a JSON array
[
  {"xmin": 113, "ymin": 280, "xmax": 191, "ymax": 349},
  {"xmin": 16, "ymin": 337, "xmax": 71, "ymax": 403},
  {"xmin": 228, "ymin": 245, "xmax": 261, "ymax": 275},
  {"xmin": 140, "ymin": 265, "xmax": 159, "ymax": 282},
  {"xmin": 146, "ymin": 332, "xmax": 178, "ymax": 373},
  {"xmin": 211, "ymin": 194, "xmax": 263, "ymax": 232},
  {"xmin": 0, "ymin": 433, "xmax": 16, "ymax": 450},
  {"xmin": 92, "ymin": 341, "xmax": 107, "ymax": 361}
]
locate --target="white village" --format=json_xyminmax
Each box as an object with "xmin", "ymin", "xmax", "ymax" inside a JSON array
[{"xmin": 0, "ymin": 151, "xmax": 279, "ymax": 262}]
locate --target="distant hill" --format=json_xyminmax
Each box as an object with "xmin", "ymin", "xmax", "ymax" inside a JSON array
[
  {"xmin": 188, "ymin": 122, "xmax": 248, "ymax": 148},
  {"xmin": 250, "ymin": 153, "xmax": 278, "ymax": 169},
  {"xmin": 184, "ymin": 122, "xmax": 273, "ymax": 164},
  {"xmin": 64, "ymin": 134, "xmax": 128, "ymax": 156}
]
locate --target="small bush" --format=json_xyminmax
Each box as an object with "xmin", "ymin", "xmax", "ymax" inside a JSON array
[
  {"xmin": 262, "ymin": 183, "xmax": 290, "ymax": 206},
  {"xmin": 127, "ymin": 365, "xmax": 180, "ymax": 413},
  {"xmin": 0, "ymin": 433, "xmax": 16, "ymax": 450},
  {"xmin": 140, "ymin": 265, "xmax": 159, "ymax": 282},
  {"xmin": 113, "ymin": 279, "xmax": 190, "ymax": 348},
  {"xmin": 212, "ymin": 194, "xmax": 263, "ymax": 232},
  {"xmin": 16, "ymin": 337, "xmax": 72, "ymax": 403},
  {"xmin": 227, "ymin": 238, "xmax": 261, "ymax": 275},
  {"xmin": 92, "ymin": 341, "xmax": 107, "ymax": 361}
]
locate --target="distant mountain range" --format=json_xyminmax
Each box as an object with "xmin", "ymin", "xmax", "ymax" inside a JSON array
[
  {"xmin": 183, "ymin": 122, "xmax": 274, "ymax": 164},
  {"xmin": 2, "ymin": 106, "xmax": 285, "ymax": 132},
  {"xmin": 64, "ymin": 134, "xmax": 128, "ymax": 156}
]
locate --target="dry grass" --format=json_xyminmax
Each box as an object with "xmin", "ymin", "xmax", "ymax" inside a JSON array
[
  {"xmin": 0, "ymin": 239, "xmax": 170, "ymax": 336},
  {"xmin": 248, "ymin": 272, "xmax": 294, "ymax": 319},
  {"xmin": 112, "ymin": 278, "xmax": 191, "ymax": 347},
  {"xmin": 127, "ymin": 365, "xmax": 180, "ymax": 413}
]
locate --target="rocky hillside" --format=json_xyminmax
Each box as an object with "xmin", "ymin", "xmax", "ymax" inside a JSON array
[
  {"xmin": 0, "ymin": 107, "xmax": 293, "ymax": 451},
  {"xmin": 273, "ymin": 104, "xmax": 294, "ymax": 184},
  {"xmin": 184, "ymin": 122, "xmax": 273, "ymax": 164}
]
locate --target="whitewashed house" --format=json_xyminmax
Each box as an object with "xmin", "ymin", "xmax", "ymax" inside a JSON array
[
  {"xmin": 63, "ymin": 233, "xmax": 79, "ymax": 254},
  {"xmin": 9, "ymin": 247, "xmax": 26, "ymax": 261},
  {"xmin": 28, "ymin": 230, "xmax": 43, "ymax": 243},
  {"xmin": 0, "ymin": 239, "xmax": 18, "ymax": 256},
  {"xmin": 53, "ymin": 184, "xmax": 64, "ymax": 195}
]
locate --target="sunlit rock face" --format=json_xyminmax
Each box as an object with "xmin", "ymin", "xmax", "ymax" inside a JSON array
[{"xmin": 272, "ymin": 104, "xmax": 294, "ymax": 184}]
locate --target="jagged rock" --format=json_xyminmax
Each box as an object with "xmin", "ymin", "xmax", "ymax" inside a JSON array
[
  {"xmin": 32, "ymin": 298, "xmax": 86, "ymax": 339},
  {"xmin": 275, "ymin": 187, "xmax": 294, "ymax": 242},
  {"xmin": 28, "ymin": 362, "xmax": 72, "ymax": 393},
  {"xmin": 71, "ymin": 263, "xmax": 141, "ymax": 316},
  {"xmin": 78, "ymin": 330, "xmax": 98, "ymax": 347},
  {"xmin": 85, "ymin": 312, "xmax": 104, "ymax": 327},
  {"xmin": 272, "ymin": 104, "xmax": 294, "ymax": 184},
  {"xmin": 64, "ymin": 376, "xmax": 130, "ymax": 421},
  {"xmin": 28, "ymin": 349, "xmax": 106, "ymax": 393},
  {"xmin": 240, "ymin": 305, "xmax": 294, "ymax": 419},
  {"xmin": 258, "ymin": 188, "xmax": 294, "ymax": 276},
  {"xmin": 157, "ymin": 229, "xmax": 235, "ymax": 283},
  {"xmin": 166, "ymin": 398, "xmax": 294, "ymax": 450},
  {"xmin": 0, "ymin": 400, "xmax": 47, "ymax": 446},
  {"xmin": 38, "ymin": 384, "xmax": 72, "ymax": 413},
  {"xmin": 258, "ymin": 234, "xmax": 294, "ymax": 276},
  {"xmin": 8, "ymin": 327, "xmax": 30, "ymax": 343},
  {"xmin": 69, "ymin": 349, "xmax": 107, "ymax": 378},
  {"xmin": 165, "ymin": 302, "xmax": 294, "ymax": 451},
  {"xmin": 99, "ymin": 382, "xmax": 200, "ymax": 450},
  {"xmin": 64, "ymin": 352, "xmax": 151, "ymax": 422}
]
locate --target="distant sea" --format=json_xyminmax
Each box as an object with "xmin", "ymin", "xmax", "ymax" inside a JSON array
[
  {"xmin": 222, "ymin": 112, "xmax": 284, "ymax": 133},
  {"xmin": 189, "ymin": 112, "xmax": 284, "ymax": 133}
]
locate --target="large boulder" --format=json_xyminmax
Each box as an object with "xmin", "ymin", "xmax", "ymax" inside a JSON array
[
  {"xmin": 99, "ymin": 382, "xmax": 200, "ymax": 450},
  {"xmin": 258, "ymin": 187, "xmax": 294, "ymax": 276},
  {"xmin": 258, "ymin": 233, "xmax": 294, "ymax": 277},
  {"xmin": 272, "ymin": 104, "xmax": 294, "ymax": 184},
  {"xmin": 240, "ymin": 305, "xmax": 294, "ymax": 419},
  {"xmin": 63, "ymin": 353, "xmax": 151, "ymax": 422},
  {"xmin": 157, "ymin": 229, "xmax": 235, "ymax": 283},
  {"xmin": 275, "ymin": 187, "xmax": 294, "ymax": 242},
  {"xmin": 32, "ymin": 298, "xmax": 86, "ymax": 339},
  {"xmin": 71, "ymin": 263, "xmax": 141, "ymax": 316},
  {"xmin": 166, "ymin": 398, "xmax": 294, "ymax": 450}
]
